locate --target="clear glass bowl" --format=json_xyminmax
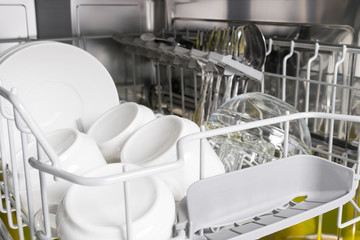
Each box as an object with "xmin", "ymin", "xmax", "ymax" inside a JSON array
[{"xmin": 205, "ymin": 92, "xmax": 312, "ymax": 172}]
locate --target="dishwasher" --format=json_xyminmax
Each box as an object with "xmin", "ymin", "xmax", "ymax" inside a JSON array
[{"xmin": 0, "ymin": 0, "xmax": 360, "ymax": 239}]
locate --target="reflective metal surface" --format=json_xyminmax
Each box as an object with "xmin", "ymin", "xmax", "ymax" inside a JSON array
[
  {"xmin": 70, "ymin": 0, "xmax": 157, "ymax": 85},
  {"xmin": 166, "ymin": 0, "xmax": 359, "ymax": 45},
  {"xmin": 167, "ymin": 0, "xmax": 360, "ymax": 30},
  {"xmin": 71, "ymin": 0, "xmax": 155, "ymax": 36},
  {"xmin": 241, "ymin": 24, "xmax": 266, "ymax": 70},
  {"xmin": 164, "ymin": 0, "xmax": 360, "ymax": 147}
]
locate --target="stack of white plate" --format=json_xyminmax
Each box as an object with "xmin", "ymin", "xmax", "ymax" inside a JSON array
[
  {"xmin": 0, "ymin": 41, "xmax": 119, "ymax": 235},
  {"xmin": 0, "ymin": 41, "xmax": 120, "ymax": 133}
]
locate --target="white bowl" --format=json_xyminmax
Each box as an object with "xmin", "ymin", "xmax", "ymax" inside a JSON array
[
  {"xmin": 9, "ymin": 128, "xmax": 107, "ymax": 216},
  {"xmin": 121, "ymin": 115, "xmax": 225, "ymax": 201},
  {"xmin": 87, "ymin": 102, "xmax": 156, "ymax": 163},
  {"xmin": 56, "ymin": 163, "xmax": 175, "ymax": 240}
]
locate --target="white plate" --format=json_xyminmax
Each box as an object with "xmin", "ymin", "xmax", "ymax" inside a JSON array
[
  {"xmin": 0, "ymin": 41, "xmax": 48, "ymax": 63},
  {"xmin": 0, "ymin": 41, "xmax": 119, "ymax": 132}
]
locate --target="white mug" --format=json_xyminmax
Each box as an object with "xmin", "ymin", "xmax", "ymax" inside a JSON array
[
  {"xmin": 87, "ymin": 102, "xmax": 156, "ymax": 163},
  {"xmin": 121, "ymin": 115, "xmax": 225, "ymax": 201},
  {"xmin": 56, "ymin": 163, "xmax": 175, "ymax": 240}
]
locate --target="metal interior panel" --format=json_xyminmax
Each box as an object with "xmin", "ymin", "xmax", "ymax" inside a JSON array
[
  {"xmin": 79, "ymin": 5, "xmax": 144, "ymax": 34},
  {"xmin": 163, "ymin": 0, "xmax": 360, "ymax": 141},
  {"xmin": 166, "ymin": 0, "xmax": 359, "ymax": 45},
  {"xmin": 70, "ymin": 0, "xmax": 156, "ymax": 84},
  {"xmin": 81, "ymin": 37, "xmax": 128, "ymax": 84},
  {"xmin": 71, "ymin": 0, "xmax": 155, "ymax": 36},
  {"xmin": 35, "ymin": 0, "xmax": 72, "ymax": 39},
  {"xmin": 166, "ymin": 0, "xmax": 360, "ymax": 28},
  {"xmin": 0, "ymin": 0, "xmax": 37, "ymax": 53}
]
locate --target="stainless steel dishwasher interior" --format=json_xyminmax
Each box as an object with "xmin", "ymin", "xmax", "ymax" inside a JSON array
[{"xmin": 0, "ymin": 0, "xmax": 360, "ymax": 239}]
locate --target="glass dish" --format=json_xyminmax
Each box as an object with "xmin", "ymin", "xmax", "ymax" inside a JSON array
[{"xmin": 205, "ymin": 92, "xmax": 312, "ymax": 172}]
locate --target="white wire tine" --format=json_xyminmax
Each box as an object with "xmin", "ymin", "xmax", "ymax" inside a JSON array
[
  {"xmin": 14, "ymin": 109, "xmax": 32, "ymax": 134},
  {"xmin": 38, "ymin": 166, "xmax": 51, "ymax": 238},
  {"xmin": 200, "ymin": 125, "xmax": 206, "ymax": 180},
  {"xmin": 232, "ymin": 80, "xmax": 239, "ymax": 98},
  {"xmin": 305, "ymin": 42, "xmax": 320, "ymax": 123},
  {"xmin": 123, "ymin": 165, "xmax": 133, "ymax": 240},
  {"xmin": 293, "ymin": 51, "xmax": 301, "ymax": 110},
  {"xmin": 180, "ymin": 67, "xmax": 185, "ymax": 117},
  {"xmin": 131, "ymin": 52, "xmax": 137, "ymax": 102},
  {"xmin": 0, "ymin": 111, "xmax": 8, "ymax": 213},
  {"xmin": 20, "ymin": 131, "xmax": 36, "ymax": 239},
  {"xmin": 0, "ymin": 109, "xmax": 16, "ymax": 226},
  {"xmin": 357, "ymin": 140, "xmax": 360, "ymax": 175},
  {"xmin": 337, "ymin": 199, "xmax": 360, "ymax": 229},
  {"xmin": 261, "ymin": 38, "xmax": 273, "ymax": 87},
  {"xmin": 282, "ymin": 40, "xmax": 295, "ymax": 102},
  {"xmin": 0, "ymin": 96, "xmax": 14, "ymax": 121},
  {"xmin": 317, "ymin": 214, "xmax": 323, "ymax": 239},
  {"xmin": 313, "ymin": 55, "xmax": 323, "ymax": 133},
  {"xmin": 328, "ymin": 45, "xmax": 347, "ymax": 161},
  {"xmin": 167, "ymin": 65, "xmax": 174, "ymax": 114},
  {"xmin": 11, "ymin": 88, "xmax": 32, "ymax": 135},
  {"xmin": 7, "ymin": 119, "xmax": 25, "ymax": 239},
  {"xmin": 283, "ymin": 111, "xmax": 290, "ymax": 158},
  {"xmin": 193, "ymin": 70, "xmax": 198, "ymax": 109},
  {"xmin": 265, "ymin": 38, "xmax": 273, "ymax": 56},
  {"xmin": 2, "ymin": 121, "xmax": 17, "ymax": 228},
  {"xmin": 260, "ymin": 75, "xmax": 265, "ymax": 94}
]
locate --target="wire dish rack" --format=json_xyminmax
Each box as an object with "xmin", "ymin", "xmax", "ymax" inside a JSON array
[
  {"xmin": 0, "ymin": 34, "xmax": 360, "ymax": 240},
  {"xmin": 1, "ymin": 85, "xmax": 360, "ymax": 240}
]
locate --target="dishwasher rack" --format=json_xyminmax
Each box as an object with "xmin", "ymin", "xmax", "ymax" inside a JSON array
[
  {"xmin": 0, "ymin": 85, "xmax": 360, "ymax": 240},
  {"xmin": 0, "ymin": 33, "xmax": 359, "ymax": 239}
]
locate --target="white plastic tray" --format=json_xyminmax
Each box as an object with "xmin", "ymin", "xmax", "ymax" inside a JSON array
[{"xmin": 177, "ymin": 155, "xmax": 359, "ymax": 240}]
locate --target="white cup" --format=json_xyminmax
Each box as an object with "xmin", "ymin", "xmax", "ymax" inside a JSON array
[
  {"xmin": 8, "ymin": 128, "xmax": 107, "ymax": 217},
  {"xmin": 87, "ymin": 102, "xmax": 156, "ymax": 163},
  {"xmin": 56, "ymin": 163, "xmax": 175, "ymax": 240},
  {"xmin": 121, "ymin": 115, "xmax": 225, "ymax": 201}
]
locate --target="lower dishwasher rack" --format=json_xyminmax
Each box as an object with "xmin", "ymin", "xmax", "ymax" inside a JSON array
[
  {"xmin": 0, "ymin": 34, "xmax": 359, "ymax": 240},
  {"xmin": 0, "ymin": 86, "xmax": 360, "ymax": 240}
]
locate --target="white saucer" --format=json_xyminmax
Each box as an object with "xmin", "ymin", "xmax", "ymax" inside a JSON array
[
  {"xmin": 0, "ymin": 41, "xmax": 119, "ymax": 133},
  {"xmin": 0, "ymin": 41, "xmax": 49, "ymax": 64}
]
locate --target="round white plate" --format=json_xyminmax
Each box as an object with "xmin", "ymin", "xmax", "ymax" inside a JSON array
[
  {"xmin": 0, "ymin": 41, "xmax": 119, "ymax": 133},
  {"xmin": 0, "ymin": 41, "xmax": 48, "ymax": 63}
]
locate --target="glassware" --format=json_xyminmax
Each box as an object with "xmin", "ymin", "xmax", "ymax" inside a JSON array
[{"xmin": 206, "ymin": 92, "xmax": 312, "ymax": 172}]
